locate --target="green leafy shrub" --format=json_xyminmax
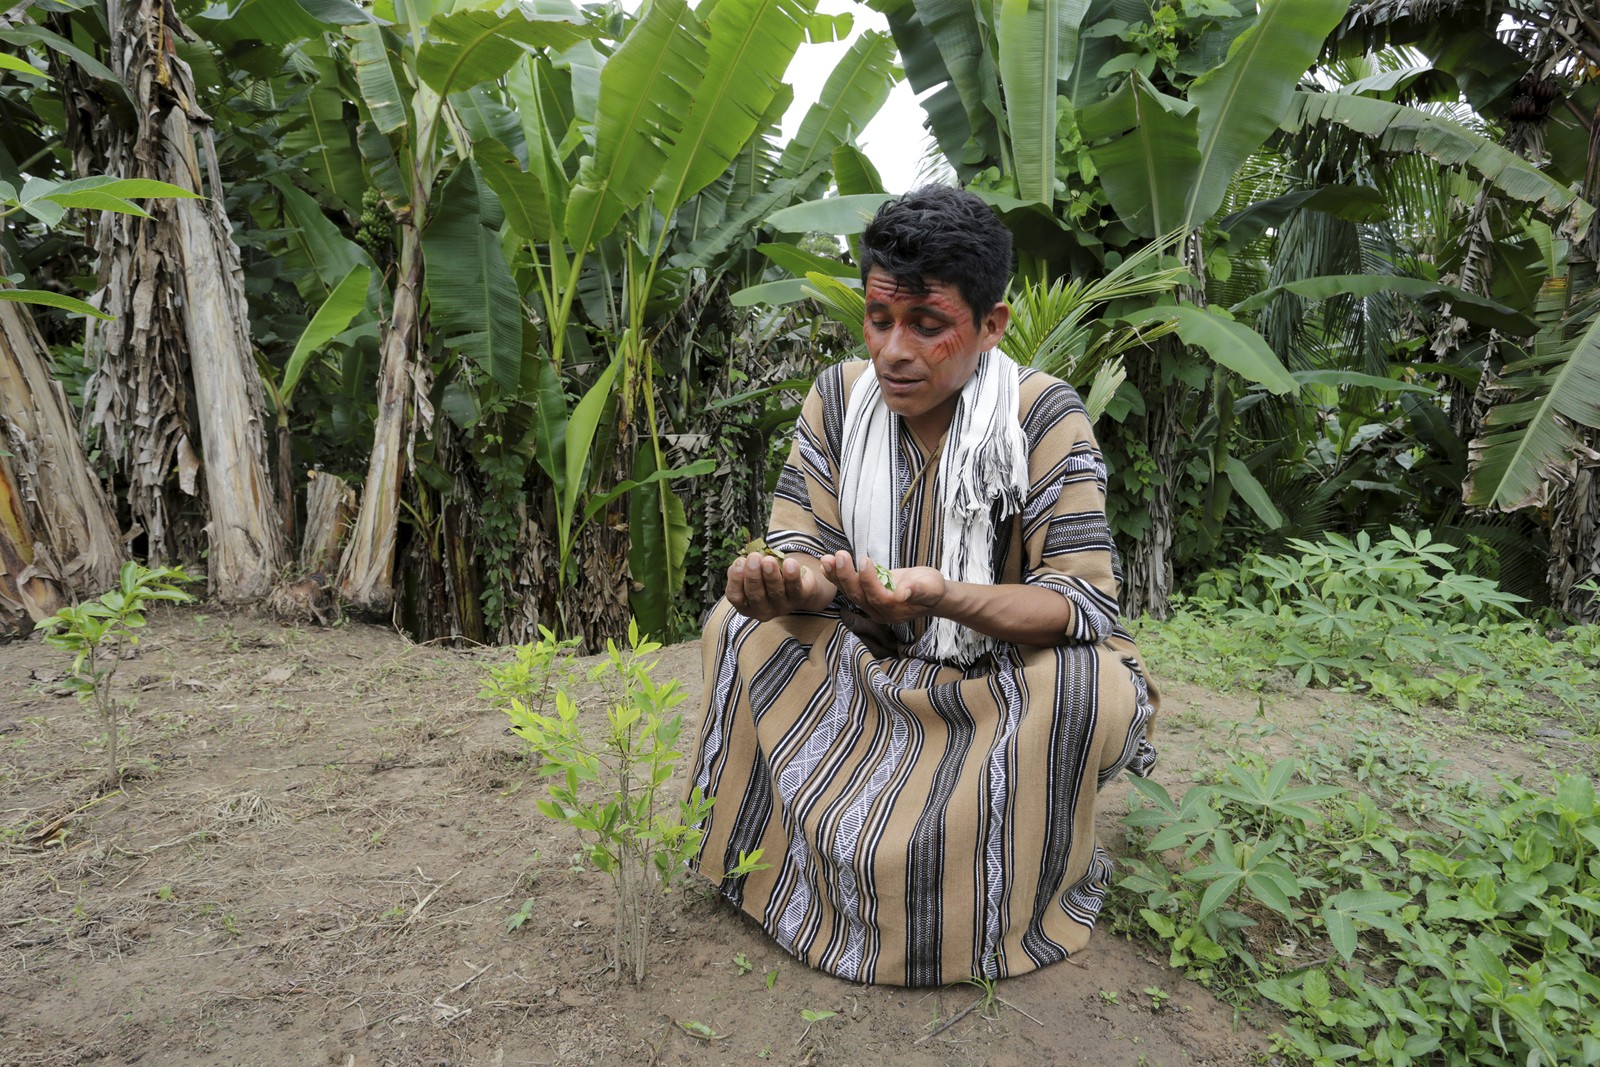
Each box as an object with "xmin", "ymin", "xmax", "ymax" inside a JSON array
[
  {"xmin": 1118, "ymin": 736, "xmax": 1600, "ymax": 1066},
  {"xmin": 34, "ymin": 562, "xmax": 196, "ymax": 787},
  {"xmin": 1156, "ymin": 529, "xmax": 1600, "ymax": 733},
  {"xmin": 483, "ymin": 622, "xmax": 759, "ymax": 983},
  {"xmin": 1201, "ymin": 527, "xmax": 1526, "ymax": 624}
]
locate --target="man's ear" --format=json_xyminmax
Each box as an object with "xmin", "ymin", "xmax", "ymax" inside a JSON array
[{"xmin": 981, "ymin": 301, "xmax": 1011, "ymax": 349}]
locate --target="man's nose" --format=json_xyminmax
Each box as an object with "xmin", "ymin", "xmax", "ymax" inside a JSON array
[{"xmin": 879, "ymin": 323, "xmax": 916, "ymax": 362}]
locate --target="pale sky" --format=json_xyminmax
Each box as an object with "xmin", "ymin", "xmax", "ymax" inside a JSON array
[{"xmin": 776, "ymin": 1, "xmax": 933, "ymax": 195}]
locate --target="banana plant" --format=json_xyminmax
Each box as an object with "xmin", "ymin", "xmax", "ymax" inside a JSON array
[
  {"xmin": 1465, "ymin": 306, "xmax": 1600, "ymax": 513},
  {"xmin": 870, "ymin": 0, "xmax": 1595, "ymax": 613},
  {"xmin": 318, "ymin": 2, "xmax": 594, "ymax": 616},
  {"xmin": 472, "ymin": 0, "xmax": 894, "ymax": 638}
]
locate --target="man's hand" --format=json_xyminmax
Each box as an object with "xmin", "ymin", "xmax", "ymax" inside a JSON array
[
  {"xmin": 726, "ymin": 551, "xmax": 834, "ymax": 620},
  {"xmin": 820, "ymin": 551, "xmax": 945, "ymax": 626}
]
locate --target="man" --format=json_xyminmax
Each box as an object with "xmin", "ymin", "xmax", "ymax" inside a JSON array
[{"xmin": 687, "ymin": 185, "xmax": 1158, "ymax": 986}]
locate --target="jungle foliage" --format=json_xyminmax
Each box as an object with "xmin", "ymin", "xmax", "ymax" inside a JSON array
[{"xmin": 0, "ymin": 0, "xmax": 1596, "ymax": 645}]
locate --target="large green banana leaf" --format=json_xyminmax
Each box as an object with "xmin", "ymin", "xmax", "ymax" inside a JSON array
[
  {"xmin": 1466, "ymin": 315, "xmax": 1600, "ymax": 511},
  {"xmin": 0, "ymin": 289, "xmax": 110, "ymax": 320},
  {"xmin": 1233, "ymin": 275, "xmax": 1538, "ymax": 336},
  {"xmin": 506, "ymin": 58, "xmax": 573, "ymax": 245},
  {"xmin": 564, "ymin": 0, "xmax": 701, "ymax": 256},
  {"xmin": 282, "ymin": 265, "xmax": 372, "ymax": 406},
  {"xmin": 347, "ymin": 22, "xmax": 408, "ymax": 135},
  {"xmin": 626, "ymin": 448, "xmax": 696, "ymax": 641},
  {"xmin": 779, "ymin": 30, "xmax": 900, "ymax": 180},
  {"xmin": 654, "ymin": 0, "xmax": 811, "ymax": 215},
  {"xmin": 765, "ymin": 192, "xmax": 895, "ymax": 234},
  {"xmin": 476, "ymin": 139, "xmax": 552, "ymax": 243},
  {"xmin": 1182, "ymin": 0, "xmax": 1350, "ymax": 229},
  {"xmin": 1280, "ymin": 92, "xmax": 1585, "ymax": 219},
  {"xmin": 996, "ymin": 0, "xmax": 1090, "ymax": 205},
  {"xmin": 0, "ymin": 24, "xmax": 123, "ymax": 95},
  {"xmin": 562, "ymin": 355, "xmax": 622, "ymax": 558},
  {"xmin": 355, "ymin": 121, "xmax": 407, "ymax": 202},
  {"xmin": 266, "ymin": 174, "xmax": 377, "ymax": 299},
  {"xmin": 279, "ymin": 58, "xmax": 368, "ymax": 213},
  {"xmin": 1220, "ymin": 184, "xmax": 1387, "ymax": 245},
  {"xmin": 415, "ymin": 9, "xmax": 592, "ymax": 97},
  {"xmin": 190, "ymin": 0, "xmax": 334, "ymax": 48},
  {"xmin": 532, "ymin": 358, "xmax": 568, "ymax": 496},
  {"xmin": 422, "ymin": 166, "xmax": 524, "ymax": 391},
  {"xmin": 757, "ymin": 243, "xmax": 857, "ymax": 278},
  {"xmin": 679, "ymin": 160, "xmax": 831, "ymax": 267},
  {"xmin": 883, "ymin": 4, "xmax": 977, "ymax": 170},
  {"xmin": 913, "ymin": 0, "xmax": 1005, "ymax": 161},
  {"xmin": 452, "ymin": 85, "xmax": 528, "ymax": 152},
  {"xmin": 1224, "ymin": 456, "xmax": 1285, "ymax": 529},
  {"xmin": 1078, "ymin": 74, "xmax": 1198, "ymax": 239},
  {"xmin": 719, "ymin": 88, "xmax": 793, "ymax": 220},
  {"xmin": 832, "ymin": 144, "xmax": 884, "ymax": 195},
  {"xmin": 1122, "ymin": 303, "xmax": 1297, "ymax": 394}
]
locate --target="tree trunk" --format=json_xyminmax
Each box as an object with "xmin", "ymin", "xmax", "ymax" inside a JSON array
[
  {"xmin": 336, "ymin": 217, "xmax": 425, "ymax": 615},
  {"xmin": 74, "ymin": 0, "xmax": 283, "ymax": 600},
  {"xmin": 1547, "ymin": 445, "xmax": 1600, "ymax": 623},
  {"xmin": 0, "ymin": 453, "xmax": 64, "ymax": 632},
  {"xmin": 1116, "ymin": 340, "xmax": 1185, "ymax": 621},
  {"xmin": 299, "ymin": 470, "xmax": 356, "ymax": 576},
  {"xmin": 0, "ymin": 293, "xmax": 125, "ymax": 634}
]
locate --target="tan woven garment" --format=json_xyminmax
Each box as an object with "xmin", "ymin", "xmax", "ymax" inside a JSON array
[{"xmin": 687, "ymin": 362, "xmax": 1159, "ymax": 986}]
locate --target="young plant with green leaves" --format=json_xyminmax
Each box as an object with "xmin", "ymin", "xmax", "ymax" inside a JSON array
[
  {"xmin": 34, "ymin": 562, "xmax": 195, "ymax": 787},
  {"xmin": 486, "ymin": 621, "xmax": 762, "ymax": 983},
  {"xmin": 1119, "ymin": 730, "xmax": 1600, "ymax": 1066}
]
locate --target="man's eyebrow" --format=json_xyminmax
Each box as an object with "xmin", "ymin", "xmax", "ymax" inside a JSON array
[{"xmin": 864, "ymin": 298, "xmax": 957, "ymax": 319}]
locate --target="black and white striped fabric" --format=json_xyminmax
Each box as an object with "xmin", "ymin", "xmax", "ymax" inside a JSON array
[
  {"xmin": 837, "ymin": 349, "xmax": 1030, "ymax": 667},
  {"xmin": 687, "ymin": 360, "xmax": 1159, "ymax": 987}
]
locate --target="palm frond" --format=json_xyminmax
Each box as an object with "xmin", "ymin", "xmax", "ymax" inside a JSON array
[{"xmin": 1004, "ymin": 236, "xmax": 1188, "ymax": 384}]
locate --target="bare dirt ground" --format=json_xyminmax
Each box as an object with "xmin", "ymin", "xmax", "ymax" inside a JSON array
[{"xmin": 0, "ymin": 608, "xmax": 1564, "ymax": 1067}]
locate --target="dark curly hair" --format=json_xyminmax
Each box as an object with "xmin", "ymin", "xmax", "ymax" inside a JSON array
[{"xmin": 859, "ymin": 185, "xmax": 1014, "ymax": 324}]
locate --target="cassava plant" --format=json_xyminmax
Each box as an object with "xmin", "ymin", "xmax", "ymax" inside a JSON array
[
  {"xmin": 486, "ymin": 621, "xmax": 762, "ymax": 983},
  {"xmin": 34, "ymin": 562, "xmax": 196, "ymax": 786}
]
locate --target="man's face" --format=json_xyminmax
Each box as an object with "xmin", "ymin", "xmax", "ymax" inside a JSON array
[{"xmin": 863, "ymin": 266, "xmax": 1009, "ymax": 442}]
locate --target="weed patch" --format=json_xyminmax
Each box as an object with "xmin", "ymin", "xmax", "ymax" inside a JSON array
[
  {"xmin": 1118, "ymin": 740, "xmax": 1600, "ymax": 1065},
  {"xmin": 1141, "ymin": 529, "xmax": 1600, "ymax": 738}
]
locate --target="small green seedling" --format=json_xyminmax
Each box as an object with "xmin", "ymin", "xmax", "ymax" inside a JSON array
[
  {"xmin": 35, "ymin": 562, "xmax": 195, "ymax": 787},
  {"xmin": 798, "ymin": 1007, "xmax": 837, "ymax": 1044},
  {"xmin": 734, "ymin": 952, "xmax": 753, "ymax": 976},
  {"xmin": 676, "ymin": 1019, "xmax": 722, "ymax": 1040},
  {"xmin": 506, "ymin": 897, "xmax": 537, "ymax": 932},
  {"xmin": 490, "ymin": 622, "xmax": 767, "ymax": 984},
  {"xmin": 958, "ymin": 974, "xmax": 1001, "ymax": 1018},
  {"xmin": 1144, "ymin": 986, "xmax": 1170, "ymax": 1011},
  {"xmin": 1099, "ymin": 988, "xmax": 1119, "ymax": 1005}
]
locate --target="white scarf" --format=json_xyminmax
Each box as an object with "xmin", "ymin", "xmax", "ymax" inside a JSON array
[{"xmin": 836, "ymin": 351, "xmax": 1029, "ymax": 666}]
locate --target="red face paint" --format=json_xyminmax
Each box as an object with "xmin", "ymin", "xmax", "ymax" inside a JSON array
[{"xmin": 862, "ymin": 267, "xmax": 1008, "ymax": 445}]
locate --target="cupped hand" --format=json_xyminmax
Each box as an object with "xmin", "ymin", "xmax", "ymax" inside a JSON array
[
  {"xmin": 726, "ymin": 551, "xmax": 827, "ymax": 621},
  {"xmin": 819, "ymin": 551, "xmax": 945, "ymax": 626}
]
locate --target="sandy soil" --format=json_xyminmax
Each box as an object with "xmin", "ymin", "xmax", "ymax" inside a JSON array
[{"xmin": 0, "ymin": 608, "xmax": 1560, "ymax": 1067}]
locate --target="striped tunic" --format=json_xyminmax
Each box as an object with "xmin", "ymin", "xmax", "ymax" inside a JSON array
[{"xmin": 687, "ymin": 360, "xmax": 1159, "ymax": 987}]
